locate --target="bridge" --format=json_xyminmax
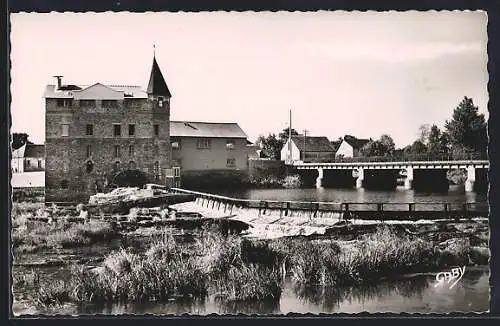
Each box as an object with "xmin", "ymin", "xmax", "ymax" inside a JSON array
[{"xmin": 285, "ymin": 160, "xmax": 490, "ymax": 192}]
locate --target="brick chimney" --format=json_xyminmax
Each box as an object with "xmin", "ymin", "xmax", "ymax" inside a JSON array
[{"xmin": 53, "ymin": 75, "xmax": 63, "ymax": 90}]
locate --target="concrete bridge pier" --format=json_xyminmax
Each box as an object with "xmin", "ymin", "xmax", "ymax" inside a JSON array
[
  {"xmin": 465, "ymin": 166, "xmax": 476, "ymax": 192},
  {"xmin": 404, "ymin": 167, "xmax": 414, "ymax": 190},
  {"xmin": 316, "ymin": 168, "xmax": 323, "ymax": 189},
  {"xmin": 355, "ymin": 168, "xmax": 364, "ymax": 189}
]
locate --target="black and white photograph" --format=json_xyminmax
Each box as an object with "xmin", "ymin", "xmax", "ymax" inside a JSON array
[{"xmin": 10, "ymin": 10, "xmax": 490, "ymax": 315}]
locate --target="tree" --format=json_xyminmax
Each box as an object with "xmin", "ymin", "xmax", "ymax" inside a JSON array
[
  {"xmin": 379, "ymin": 134, "xmax": 395, "ymax": 156},
  {"xmin": 427, "ymin": 125, "xmax": 446, "ymax": 156},
  {"xmin": 444, "ymin": 97, "xmax": 487, "ymax": 153},
  {"xmin": 278, "ymin": 127, "xmax": 299, "ymax": 144},
  {"xmin": 417, "ymin": 124, "xmax": 431, "ymax": 144},
  {"xmin": 360, "ymin": 134, "xmax": 395, "ymax": 157},
  {"xmin": 12, "ymin": 133, "xmax": 33, "ymax": 150},
  {"xmin": 256, "ymin": 133, "xmax": 282, "ymax": 160},
  {"xmin": 408, "ymin": 140, "xmax": 428, "ymax": 154}
]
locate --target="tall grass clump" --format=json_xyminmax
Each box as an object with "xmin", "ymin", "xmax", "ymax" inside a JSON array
[
  {"xmin": 280, "ymin": 225, "xmax": 466, "ymax": 286},
  {"xmin": 195, "ymin": 228, "xmax": 284, "ymax": 301},
  {"xmin": 36, "ymin": 235, "xmax": 208, "ymax": 305}
]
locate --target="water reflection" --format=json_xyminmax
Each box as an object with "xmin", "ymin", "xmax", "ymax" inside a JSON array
[{"xmin": 68, "ymin": 267, "xmax": 488, "ymax": 315}]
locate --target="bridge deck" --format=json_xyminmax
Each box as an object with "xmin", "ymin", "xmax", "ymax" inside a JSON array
[{"xmin": 287, "ymin": 160, "xmax": 489, "ymax": 169}]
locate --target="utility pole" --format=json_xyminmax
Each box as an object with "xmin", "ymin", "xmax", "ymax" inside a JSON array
[
  {"xmin": 303, "ymin": 129, "xmax": 309, "ymax": 162},
  {"xmin": 289, "ymin": 109, "xmax": 292, "ymax": 161}
]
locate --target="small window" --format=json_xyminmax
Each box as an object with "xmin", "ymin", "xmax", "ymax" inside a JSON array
[
  {"xmin": 154, "ymin": 145, "xmax": 160, "ymax": 156},
  {"xmin": 61, "ymin": 124, "xmax": 69, "ymax": 137},
  {"xmin": 86, "ymin": 145, "xmax": 92, "ymax": 158},
  {"xmin": 114, "ymin": 145, "xmax": 121, "ymax": 158},
  {"xmin": 128, "ymin": 124, "xmax": 135, "ymax": 136},
  {"xmin": 158, "ymin": 96, "xmax": 164, "ymax": 108},
  {"xmin": 80, "ymin": 100, "xmax": 95, "ymax": 107},
  {"xmin": 154, "ymin": 124, "xmax": 159, "ymax": 136},
  {"xmin": 37, "ymin": 160, "xmax": 42, "ymax": 168},
  {"xmin": 197, "ymin": 139, "xmax": 211, "ymax": 149},
  {"xmin": 26, "ymin": 159, "xmax": 31, "ymax": 166},
  {"xmin": 226, "ymin": 139, "xmax": 235, "ymax": 150},
  {"xmin": 154, "ymin": 161, "xmax": 161, "ymax": 180},
  {"xmin": 226, "ymin": 158, "xmax": 236, "ymax": 167},
  {"xmin": 57, "ymin": 99, "xmax": 72, "ymax": 107},
  {"xmin": 102, "ymin": 100, "xmax": 117, "ymax": 108},
  {"xmin": 113, "ymin": 124, "xmax": 121, "ymax": 137},
  {"xmin": 173, "ymin": 167, "xmax": 181, "ymax": 177},
  {"xmin": 114, "ymin": 161, "xmax": 120, "ymax": 170},
  {"xmin": 171, "ymin": 141, "xmax": 180, "ymax": 149},
  {"xmin": 60, "ymin": 180, "xmax": 69, "ymax": 189},
  {"xmin": 128, "ymin": 145, "xmax": 134, "ymax": 156},
  {"xmin": 86, "ymin": 124, "xmax": 94, "ymax": 136},
  {"xmin": 86, "ymin": 161, "xmax": 94, "ymax": 173},
  {"xmin": 129, "ymin": 161, "xmax": 136, "ymax": 170}
]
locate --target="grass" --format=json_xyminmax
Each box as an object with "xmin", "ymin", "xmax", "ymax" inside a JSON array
[
  {"xmin": 12, "ymin": 202, "xmax": 118, "ymax": 253},
  {"xmin": 29, "ymin": 224, "xmax": 483, "ymax": 307},
  {"xmin": 270, "ymin": 225, "xmax": 472, "ymax": 286}
]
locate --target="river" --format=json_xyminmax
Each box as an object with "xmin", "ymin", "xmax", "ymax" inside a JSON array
[
  {"xmin": 203, "ymin": 185, "xmax": 487, "ymax": 205},
  {"xmin": 13, "ymin": 265, "xmax": 489, "ymax": 315}
]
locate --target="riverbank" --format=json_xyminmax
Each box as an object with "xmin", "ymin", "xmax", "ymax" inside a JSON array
[{"xmin": 11, "ymin": 201, "xmax": 490, "ymax": 314}]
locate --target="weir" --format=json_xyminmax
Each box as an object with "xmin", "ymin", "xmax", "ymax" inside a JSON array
[{"xmin": 170, "ymin": 188, "xmax": 488, "ymax": 221}]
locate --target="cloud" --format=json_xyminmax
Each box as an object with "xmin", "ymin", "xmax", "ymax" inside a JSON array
[{"xmin": 304, "ymin": 41, "xmax": 483, "ymax": 63}]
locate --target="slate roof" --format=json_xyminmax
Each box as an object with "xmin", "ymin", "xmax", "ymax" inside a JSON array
[
  {"xmin": 24, "ymin": 144, "xmax": 45, "ymax": 158},
  {"xmin": 291, "ymin": 136, "xmax": 337, "ymax": 152},
  {"xmin": 343, "ymin": 135, "xmax": 370, "ymax": 149},
  {"xmin": 44, "ymin": 84, "xmax": 148, "ymax": 99},
  {"xmin": 147, "ymin": 57, "xmax": 172, "ymax": 97},
  {"xmin": 330, "ymin": 140, "xmax": 343, "ymax": 152},
  {"xmin": 170, "ymin": 121, "xmax": 248, "ymax": 138},
  {"xmin": 12, "ymin": 143, "xmax": 26, "ymax": 159}
]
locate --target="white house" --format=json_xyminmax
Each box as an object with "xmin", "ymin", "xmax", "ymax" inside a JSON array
[
  {"xmin": 281, "ymin": 135, "xmax": 337, "ymax": 162},
  {"xmin": 11, "ymin": 143, "xmax": 26, "ymax": 173},
  {"xmin": 11, "ymin": 143, "xmax": 45, "ymax": 173},
  {"xmin": 335, "ymin": 135, "xmax": 370, "ymax": 158}
]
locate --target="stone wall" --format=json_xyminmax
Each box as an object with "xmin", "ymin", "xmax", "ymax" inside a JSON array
[{"xmin": 45, "ymin": 98, "xmax": 171, "ymax": 202}]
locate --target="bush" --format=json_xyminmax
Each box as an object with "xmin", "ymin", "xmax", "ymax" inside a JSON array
[{"xmin": 281, "ymin": 175, "xmax": 302, "ymax": 189}]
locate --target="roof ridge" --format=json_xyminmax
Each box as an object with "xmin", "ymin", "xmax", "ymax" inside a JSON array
[{"xmin": 171, "ymin": 120, "xmax": 239, "ymax": 125}]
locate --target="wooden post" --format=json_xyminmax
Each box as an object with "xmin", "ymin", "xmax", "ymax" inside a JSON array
[
  {"xmin": 286, "ymin": 202, "xmax": 290, "ymax": 217},
  {"xmin": 377, "ymin": 203, "xmax": 384, "ymax": 221},
  {"xmin": 463, "ymin": 203, "xmax": 469, "ymax": 219},
  {"xmin": 343, "ymin": 203, "xmax": 350, "ymax": 221},
  {"xmin": 313, "ymin": 203, "xmax": 319, "ymax": 218}
]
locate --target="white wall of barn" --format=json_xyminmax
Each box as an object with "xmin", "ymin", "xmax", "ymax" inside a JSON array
[
  {"xmin": 280, "ymin": 139, "xmax": 301, "ymax": 161},
  {"xmin": 335, "ymin": 140, "xmax": 354, "ymax": 158}
]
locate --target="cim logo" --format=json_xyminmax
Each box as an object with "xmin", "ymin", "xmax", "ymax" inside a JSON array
[{"xmin": 434, "ymin": 266, "xmax": 466, "ymax": 289}]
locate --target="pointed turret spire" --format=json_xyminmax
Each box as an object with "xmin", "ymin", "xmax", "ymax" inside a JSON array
[{"xmin": 147, "ymin": 51, "xmax": 171, "ymax": 98}]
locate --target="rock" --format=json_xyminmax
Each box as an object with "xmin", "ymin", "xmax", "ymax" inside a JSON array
[{"xmin": 470, "ymin": 246, "xmax": 489, "ymax": 265}]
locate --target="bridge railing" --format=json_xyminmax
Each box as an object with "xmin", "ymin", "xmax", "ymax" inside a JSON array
[{"xmin": 300, "ymin": 151, "xmax": 487, "ymax": 163}]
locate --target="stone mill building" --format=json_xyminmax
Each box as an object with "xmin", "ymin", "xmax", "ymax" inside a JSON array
[{"xmin": 44, "ymin": 55, "xmax": 173, "ymax": 201}]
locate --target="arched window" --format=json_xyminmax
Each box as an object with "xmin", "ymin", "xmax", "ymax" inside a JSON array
[{"xmin": 86, "ymin": 160, "xmax": 94, "ymax": 173}]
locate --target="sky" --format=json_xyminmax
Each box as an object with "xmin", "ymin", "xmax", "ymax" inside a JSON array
[{"xmin": 10, "ymin": 11, "xmax": 488, "ymax": 147}]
